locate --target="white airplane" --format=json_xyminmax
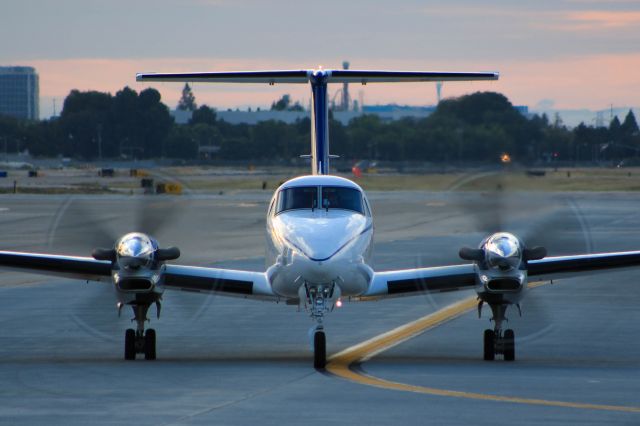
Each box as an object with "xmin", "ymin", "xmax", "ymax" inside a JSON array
[{"xmin": 1, "ymin": 68, "xmax": 640, "ymax": 368}]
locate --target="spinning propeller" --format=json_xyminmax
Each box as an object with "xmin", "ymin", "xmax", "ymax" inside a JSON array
[
  {"xmin": 49, "ymin": 194, "xmax": 188, "ymax": 360},
  {"xmin": 452, "ymin": 171, "xmax": 592, "ymax": 360}
]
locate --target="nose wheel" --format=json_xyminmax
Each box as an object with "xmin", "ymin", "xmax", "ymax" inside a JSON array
[{"xmin": 313, "ymin": 328, "xmax": 326, "ymax": 369}]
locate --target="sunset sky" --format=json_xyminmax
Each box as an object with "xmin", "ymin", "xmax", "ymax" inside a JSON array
[{"xmin": 2, "ymin": 0, "xmax": 639, "ymax": 118}]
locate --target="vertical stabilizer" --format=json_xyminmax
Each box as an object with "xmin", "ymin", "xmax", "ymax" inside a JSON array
[{"xmin": 310, "ymin": 71, "xmax": 330, "ymax": 175}]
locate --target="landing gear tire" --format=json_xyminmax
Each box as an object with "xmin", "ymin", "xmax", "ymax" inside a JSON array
[
  {"xmin": 483, "ymin": 329, "xmax": 495, "ymax": 361},
  {"xmin": 144, "ymin": 329, "xmax": 156, "ymax": 361},
  {"xmin": 314, "ymin": 331, "xmax": 326, "ymax": 369},
  {"xmin": 124, "ymin": 329, "xmax": 136, "ymax": 360},
  {"xmin": 504, "ymin": 329, "xmax": 515, "ymax": 361}
]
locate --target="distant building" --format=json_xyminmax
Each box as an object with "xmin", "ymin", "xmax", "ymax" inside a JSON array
[
  {"xmin": 362, "ymin": 104, "xmax": 436, "ymax": 121},
  {"xmin": 171, "ymin": 105, "xmax": 435, "ymax": 126},
  {"xmin": 0, "ymin": 66, "xmax": 39, "ymax": 120},
  {"xmin": 171, "ymin": 103, "xmax": 537, "ymax": 126}
]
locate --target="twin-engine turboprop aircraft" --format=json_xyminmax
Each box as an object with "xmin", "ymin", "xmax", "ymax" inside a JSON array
[{"xmin": 1, "ymin": 68, "xmax": 640, "ymax": 368}]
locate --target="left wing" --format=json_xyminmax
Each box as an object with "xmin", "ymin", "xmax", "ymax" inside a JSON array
[
  {"xmin": 364, "ymin": 264, "xmax": 477, "ymax": 298},
  {"xmin": 527, "ymin": 251, "xmax": 640, "ymax": 278},
  {"xmin": 364, "ymin": 250, "xmax": 640, "ymax": 299}
]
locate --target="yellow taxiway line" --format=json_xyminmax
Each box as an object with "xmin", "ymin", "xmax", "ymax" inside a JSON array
[{"xmin": 326, "ymin": 293, "xmax": 640, "ymax": 414}]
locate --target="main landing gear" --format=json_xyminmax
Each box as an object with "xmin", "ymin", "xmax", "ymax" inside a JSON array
[
  {"xmin": 483, "ymin": 303, "xmax": 515, "ymax": 361},
  {"xmin": 124, "ymin": 303, "xmax": 157, "ymax": 361}
]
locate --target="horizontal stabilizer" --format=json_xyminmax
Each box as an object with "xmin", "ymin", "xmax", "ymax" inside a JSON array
[
  {"xmin": 328, "ymin": 70, "xmax": 498, "ymax": 83},
  {"xmin": 136, "ymin": 70, "xmax": 311, "ymax": 84},
  {"xmin": 136, "ymin": 69, "xmax": 498, "ymax": 84}
]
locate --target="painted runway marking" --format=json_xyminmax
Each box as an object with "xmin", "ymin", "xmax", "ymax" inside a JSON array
[{"xmin": 326, "ymin": 291, "xmax": 640, "ymax": 414}]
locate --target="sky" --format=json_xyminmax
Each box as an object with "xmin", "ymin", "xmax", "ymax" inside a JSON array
[{"xmin": 1, "ymin": 0, "xmax": 639, "ymax": 118}]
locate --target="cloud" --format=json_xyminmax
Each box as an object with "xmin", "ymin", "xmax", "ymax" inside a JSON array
[
  {"xmin": 542, "ymin": 10, "xmax": 640, "ymax": 31},
  {"xmin": 568, "ymin": 10, "xmax": 640, "ymax": 28},
  {"xmin": 536, "ymin": 99, "xmax": 556, "ymax": 110}
]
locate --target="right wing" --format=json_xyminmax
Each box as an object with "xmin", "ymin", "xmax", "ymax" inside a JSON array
[
  {"xmin": 0, "ymin": 250, "xmax": 111, "ymax": 282},
  {"xmin": 162, "ymin": 264, "xmax": 277, "ymax": 301},
  {"xmin": 0, "ymin": 250, "xmax": 278, "ymax": 301}
]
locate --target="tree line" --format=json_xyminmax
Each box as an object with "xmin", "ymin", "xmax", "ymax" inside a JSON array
[{"xmin": 0, "ymin": 87, "xmax": 638, "ymax": 165}]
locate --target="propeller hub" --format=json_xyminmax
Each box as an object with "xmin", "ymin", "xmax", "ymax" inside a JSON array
[
  {"xmin": 484, "ymin": 232, "xmax": 522, "ymax": 271},
  {"xmin": 116, "ymin": 232, "xmax": 157, "ymax": 269}
]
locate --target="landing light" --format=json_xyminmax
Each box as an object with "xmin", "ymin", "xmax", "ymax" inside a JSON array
[
  {"xmin": 500, "ymin": 153, "xmax": 511, "ymax": 163},
  {"xmin": 336, "ymin": 299, "xmax": 343, "ymax": 308}
]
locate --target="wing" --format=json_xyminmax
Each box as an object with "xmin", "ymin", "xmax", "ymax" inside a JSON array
[
  {"xmin": 0, "ymin": 250, "xmax": 278, "ymax": 301},
  {"xmin": 363, "ymin": 264, "xmax": 477, "ymax": 299},
  {"xmin": 363, "ymin": 250, "xmax": 640, "ymax": 299},
  {"xmin": 0, "ymin": 251, "xmax": 111, "ymax": 281},
  {"xmin": 162, "ymin": 264, "xmax": 277, "ymax": 301},
  {"xmin": 527, "ymin": 251, "xmax": 640, "ymax": 278}
]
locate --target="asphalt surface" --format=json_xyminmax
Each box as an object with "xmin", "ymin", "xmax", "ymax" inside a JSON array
[{"xmin": 0, "ymin": 191, "xmax": 638, "ymax": 425}]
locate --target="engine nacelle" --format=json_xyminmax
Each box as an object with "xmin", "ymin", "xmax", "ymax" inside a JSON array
[
  {"xmin": 460, "ymin": 232, "xmax": 546, "ymax": 295},
  {"xmin": 92, "ymin": 232, "xmax": 180, "ymax": 293}
]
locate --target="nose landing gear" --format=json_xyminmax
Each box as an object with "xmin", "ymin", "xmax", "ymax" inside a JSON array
[{"xmin": 303, "ymin": 283, "xmax": 336, "ymax": 369}]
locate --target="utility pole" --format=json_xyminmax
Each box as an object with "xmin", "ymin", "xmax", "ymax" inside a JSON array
[{"xmin": 97, "ymin": 124, "xmax": 103, "ymax": 161}]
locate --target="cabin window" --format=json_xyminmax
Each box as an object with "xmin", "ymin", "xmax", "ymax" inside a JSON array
[
  {"xmin": 276, "ymin": 186, "xmax": 318, "ymax": 213},
  {"xmin": 321, "ymin": 187, "xmax": 364, "ymax": 214}
]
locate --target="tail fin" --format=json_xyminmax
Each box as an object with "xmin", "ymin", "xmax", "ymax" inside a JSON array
[{"xmin": 137, "ymin": 69, "xmax": 498, "ymax": 174}]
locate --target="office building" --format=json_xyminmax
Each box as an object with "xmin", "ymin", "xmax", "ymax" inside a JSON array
[{"xmin": 0, "ymin": 66, "xmax": 39, "ymax": 120}]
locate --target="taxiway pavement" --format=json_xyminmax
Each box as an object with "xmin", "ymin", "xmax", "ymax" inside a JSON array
[{"xmin": 0, "ymin": 191, "xmax": 638, "ymax": 425}]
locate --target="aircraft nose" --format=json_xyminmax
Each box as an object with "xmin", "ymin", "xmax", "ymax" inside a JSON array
[
  {"xmin": 277, "ymin": 213, "xmax": 368, "ymax": 262},
  {"xmin": 285, "ymin": 229, "xmax": 346, "ymax": 262}
]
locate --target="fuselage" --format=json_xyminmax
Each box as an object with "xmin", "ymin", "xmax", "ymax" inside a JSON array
[{"xmin": 265, "ymin": 175, "xmax": 374, "ymax": 298}]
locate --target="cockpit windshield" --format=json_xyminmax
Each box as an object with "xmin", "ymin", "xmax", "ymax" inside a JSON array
[
  {"xmin": 275, "ymin": 186, "xmax": 364, "ymax": 215},
  {"xmin": 276, "ymin": 186, "xmax": 318, "ymax": 213},
  {"xmin": 321, "ymin": 186, "xmax": 364, "ymax": 214}
]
